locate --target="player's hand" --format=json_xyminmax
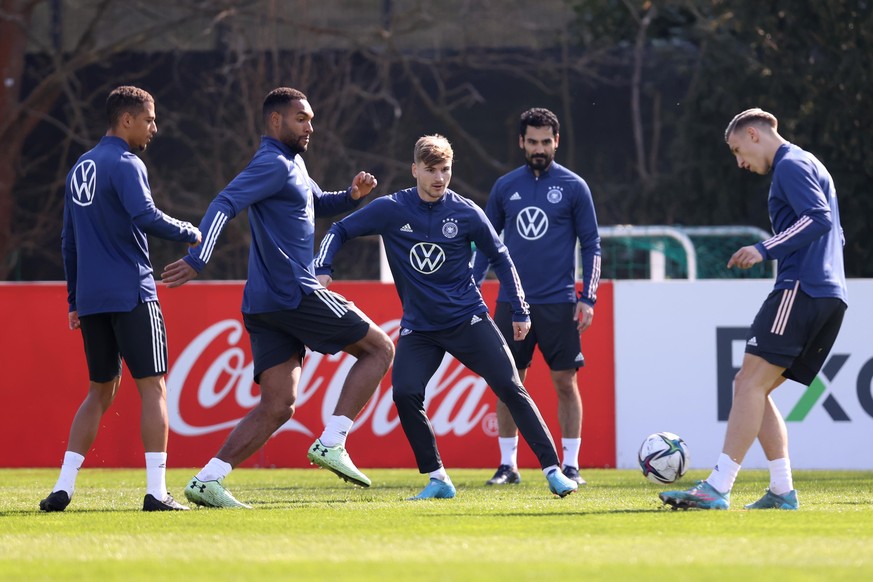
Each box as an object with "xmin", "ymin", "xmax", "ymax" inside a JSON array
[
  {"xmin": 317, "ymin": 274, "xmax": 333, "ymax": 288},
  {"xmin": 190, "ymin": 227, "xmax": 202, "ymax": 248},
  {"xmin": 513, "ymin": 320, "xmax": 530, "ymax": 341},
  {"xmin": 161, "ymin": 258, "xmax": 199, "ymax": 288},
  {"xmin": 350, "ymin": 171, "xmax": 377, "ymax": 200},
  {"xmin": 68, "ymin": 311, "xmax": 80, "ymax": 331},
  {"xmin": 576, "ymin": 302, "xmax": 594, "ymax": 333},
  {"xmin": 727, "ymin": 245, "xmax": 764, "ymax": 269}
]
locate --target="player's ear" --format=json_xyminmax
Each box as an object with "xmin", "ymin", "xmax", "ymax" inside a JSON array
[{"xmin": 411, "ymin": 162, "xmax": 418, "ymax": 178}]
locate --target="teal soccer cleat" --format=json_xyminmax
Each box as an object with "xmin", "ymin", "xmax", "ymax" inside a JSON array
[
  {"xmin": 660, "ymin": 480, "xmax": 730, "ymax": 510},
  {"xmin": 407, "ymin": 478, "xmax": 457, "ymax": 500},
  {"xmin": 744, "ymin": 488, "xmax": 799, "ymax": 510},
  {"xmin": 184, "ymin": 477, "xmax": 252, "ymax": 509},
  {"xmin": 307, "ymin": 439, "xmax": 371, "ymax": 487},
  {"xmin": 546, "ymin": 468, "xmax": 578, "ymax": 497}
]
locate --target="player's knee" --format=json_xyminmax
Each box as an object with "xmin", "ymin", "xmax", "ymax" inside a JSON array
[{"xmin": 391, "ymin": 385, "xmax": 422, "ymax": 407}]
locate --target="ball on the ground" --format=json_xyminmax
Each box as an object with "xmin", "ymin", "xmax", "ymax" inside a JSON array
[{"xmin": 638, "ymin": 432, "xmax": 689, "ymax": 484}]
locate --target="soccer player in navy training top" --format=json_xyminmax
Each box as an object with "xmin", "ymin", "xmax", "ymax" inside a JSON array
[
  {"xmin": 660, "ymin": 108, "xmax": 847, "ymax": 511},
  {"xmin": 161, "ymin": 87, "xmax": 394, "ymax": 509},
  {"xmin": 315, "ymin": 134, "xmax": 578, "ymax": 500},
  {"xmin": 41, "ymin": 86, "xmax": 202, "ymax": 512},
  {"xmin": 472, "ymin": 108, "xmax": 601, "ymax": 487}
]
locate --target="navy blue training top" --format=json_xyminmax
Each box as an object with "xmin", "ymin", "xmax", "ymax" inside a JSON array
[
  {"xmin": 472, "ymin": 162, "xmax": 601, "ymax": 306},
  {"xmin": 315, "ymin": 187, "xmax": 529, "ymax": 331},
  {"xmin": 62, "ymin": 136, "xmax": 199, "ymax": 316},
  {"xmin": 184, "ymin": 137, "xmax": 361, "ymax": 314},
  {"xmin": 756, "ymin": 143, "xmax": 847, "ymax": 303}
]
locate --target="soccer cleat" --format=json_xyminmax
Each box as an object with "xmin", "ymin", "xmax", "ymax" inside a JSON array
[
  {"xmin": 659, "ymin": 480, "xmax": 730, "ymax": 510},
  {"xmin": 561, "ymin": 465, "xmax": 587, "ymax": 485},
  {"xmin": 184, "ymin": 477, "xmax": 252, "ymax": 509},
  {"xmin": 744, "ymin": 488, "xmax": 799, "ymax": 510},
  {"xmin": 39, "ymin": 490, "xmax": 71, "ymax": 512},
  {"xmin": 307, "ymin": 439, "xmax": 371, "ymax": 487},
  {"xmin": 546, "ymin": 468, "xmax": 578, "ymax": 497},
  {"xmin": 485, "ymin": 464, "xmax": 521, "ymax": 486},
  {"xmin": 143, "ymin": 492, "xmax": 190, "ymax": 511},
  {"xmin": 407, "ymin": 478, "xmax": 457, "ymax": 500}
]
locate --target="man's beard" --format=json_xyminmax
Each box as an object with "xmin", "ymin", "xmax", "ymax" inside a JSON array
[{"xmin": 527, "ymin": 154, "xmax": 551, "ymax": 170}]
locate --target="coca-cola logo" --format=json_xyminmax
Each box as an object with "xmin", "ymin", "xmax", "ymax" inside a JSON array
[{"xmin": 166, "ymin": 318, "xmax": 494, "ymax": 438}]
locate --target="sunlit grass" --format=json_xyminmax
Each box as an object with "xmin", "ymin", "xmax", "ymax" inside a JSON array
[{"xmin": 1, "ymin": 468, "xmax": 871, "ymax": 581}]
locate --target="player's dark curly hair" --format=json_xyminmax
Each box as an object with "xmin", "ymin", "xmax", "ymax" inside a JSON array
[
  {"xmin": 263, "ymin": 87, "xmax": 308, "ymax": 122},
  {"xmin": 106, "ymin": 86, "xmax": 153, "ymax": 127},
  {"xmin": 520, "ymin": 107, "xmax": 560, "ymax": 138}
]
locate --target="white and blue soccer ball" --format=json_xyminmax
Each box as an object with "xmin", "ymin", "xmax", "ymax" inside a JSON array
[{"xmin": 638, "ymin": 432, "xmax": 689, "ymax": 485}]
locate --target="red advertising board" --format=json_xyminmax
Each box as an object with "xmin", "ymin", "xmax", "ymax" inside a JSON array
[{"xmin": 0, "ymin": 281, "xmax": 615, "ymax": 469}]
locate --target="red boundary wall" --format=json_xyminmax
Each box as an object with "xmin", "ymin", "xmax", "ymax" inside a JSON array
[{"xmin": 0, "ymin": 281, "xmax": 615, "ymax": 469}]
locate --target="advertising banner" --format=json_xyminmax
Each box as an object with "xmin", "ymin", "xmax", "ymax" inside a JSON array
[
  {"xmin": 0, "ymin": 281, "xmax": 616, "ymax": 470},
  {"xmin": 614, "ymin": 280, "xmax": 873, "ymax": 470}
]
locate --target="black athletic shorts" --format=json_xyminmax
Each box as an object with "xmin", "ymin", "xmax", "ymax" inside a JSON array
[
  {"xmin": 243, "ymin": 288, "xmax": 370, "ymax": 384},
  {"xmin": 746, "ymin": 283, "xmax": 847, "ymax": 386},
  {"xmin": 495, "ymin": 301, "xmax": 584, "ymax": 371},
  {"xmin": 78, "ymin": 300, "xmax": 168, "ymax": 382}
]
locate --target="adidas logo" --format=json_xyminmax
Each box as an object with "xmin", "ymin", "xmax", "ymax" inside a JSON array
[
  {"xmin": 574, "ymin": 352, "xmax": 584, "ymax": 362},
  {"xmin": 747, "ymin": 336, "xmax": 757, "ymax": 347},
  {"xmin": 509, "ymin": 192, "xmax": 521, "ymax": 201},
  {"xmin": 400, "ymin": 223, "xmax": 413, "ymax": 232},
  {"xmin": 470, "ymin": 314, "xmax": 482, "ymax": 325}
]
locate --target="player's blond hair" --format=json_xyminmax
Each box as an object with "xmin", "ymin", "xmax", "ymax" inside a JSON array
[
  {"xmin": 414, "ymin": 134, "xmax": 453, "ymax": 166},
  {"xmin": 724, "ymin": 108, "xmax": 778, "ymax": 143}
]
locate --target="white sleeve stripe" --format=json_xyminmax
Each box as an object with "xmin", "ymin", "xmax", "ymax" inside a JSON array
[
  {"xmin": 588, "ymin": 254, "xmax": 602, "ymax": 299},
  {"xmin": 199, "ymin": 212, "xmax": 228, "ymax": 264},
  {"xmin": 314, "ymin": 232, "xmax": 334, "ymax": 268},
  {"xmin": 763, "ymin": 215, "xmax": 813, "ymax": 249}
]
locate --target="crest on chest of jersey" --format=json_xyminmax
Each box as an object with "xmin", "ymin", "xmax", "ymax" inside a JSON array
[
  {"xmin": 409, "ymin": 242, "xmax": 446, "ymax": 274},
  {"xmin": 516, "ymin": 206, "xmax": 549, "ymax": 240},
  {"xmin": 442, "ymin": 218, "xmax": 459, "ymax": 239},
  {"xmin": 547, "ymin": 186, "xmax": 563, "ymax": 203},
  {"xmin": 71, "ymin": 160, "xmax": 97, "ymax": 207}
]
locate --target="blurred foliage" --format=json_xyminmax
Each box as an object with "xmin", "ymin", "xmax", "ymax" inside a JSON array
[
  {"xmin": 5, "ymin": 0, "xmax": 871, "ymax": 281},
  {"xmin": 570, "ymin": 0, "xmax": 872, "ymax": 277}
]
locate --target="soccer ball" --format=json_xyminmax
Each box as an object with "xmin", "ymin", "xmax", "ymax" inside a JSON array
[{"xmin": 638, "ymin": 432, "xmax": 689, "ymax": 485}]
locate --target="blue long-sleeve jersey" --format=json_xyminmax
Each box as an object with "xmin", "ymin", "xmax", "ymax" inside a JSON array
[
  {"xmin": 62, "ymin": 136, "xmax": 199, "ymax": 316},
  {"xmin": 184, "ymin": 136, "xmax": 361, "ymax": 313},
  {"xmin": 754, "ymin": 143, "xmax": 847, "ymax": 303},
  {"xmin": 472, "ymin": 162, "xmax": 601, "ymax": 306},
  {"xmin": 315, "ymin": 187, "xmax": 529, "ymax": 331}
]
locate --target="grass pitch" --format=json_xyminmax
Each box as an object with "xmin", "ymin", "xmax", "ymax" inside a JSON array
[{"xmin": 1, "ymin": 468, "xmax": 871, "ymax": 581}]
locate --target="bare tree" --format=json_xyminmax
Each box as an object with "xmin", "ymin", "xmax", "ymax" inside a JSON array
[{"xmin": 0, "ymin": 0, "xmax": 254, "ymax": 279}]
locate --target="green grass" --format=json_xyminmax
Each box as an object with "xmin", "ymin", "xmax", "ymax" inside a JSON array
[{"xmin": 2, "ymin": 468, "xmax": 871, "ymax": 581}]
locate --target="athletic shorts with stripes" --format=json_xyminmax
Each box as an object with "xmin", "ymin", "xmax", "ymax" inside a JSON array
[
  {"xmin": 79, "ymin": 300, "xmax": 168, "ymax": 381},
  {"xmin": 495, "ymin": 301, "xmax": 584, "ymax": 371},
  {"xmin": 243, "ymin": 288, "xmax": 370, "ymax": 384},
  {"xmin": 745, "ymin": 282, "xmax": 847, "ymax": 386}
]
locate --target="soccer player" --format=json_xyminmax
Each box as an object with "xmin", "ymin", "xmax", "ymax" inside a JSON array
[
  {"xmin": 161, "ymin": 87, "xmax": 394, "ymax": 509},
  {"xmin": 41, "ymin": 86, "xmax": 202, "ymax": 512},
  {"xmin": 314, "ymin": 134, "xmax": 578, "ymax": 500},
  {"xmin": 660, "ymin": 108, "xmax": 847, "ymax": 510},
  {"xmin": 472, "ymin": 108, "xmax": 601, "ymax": 486}
]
